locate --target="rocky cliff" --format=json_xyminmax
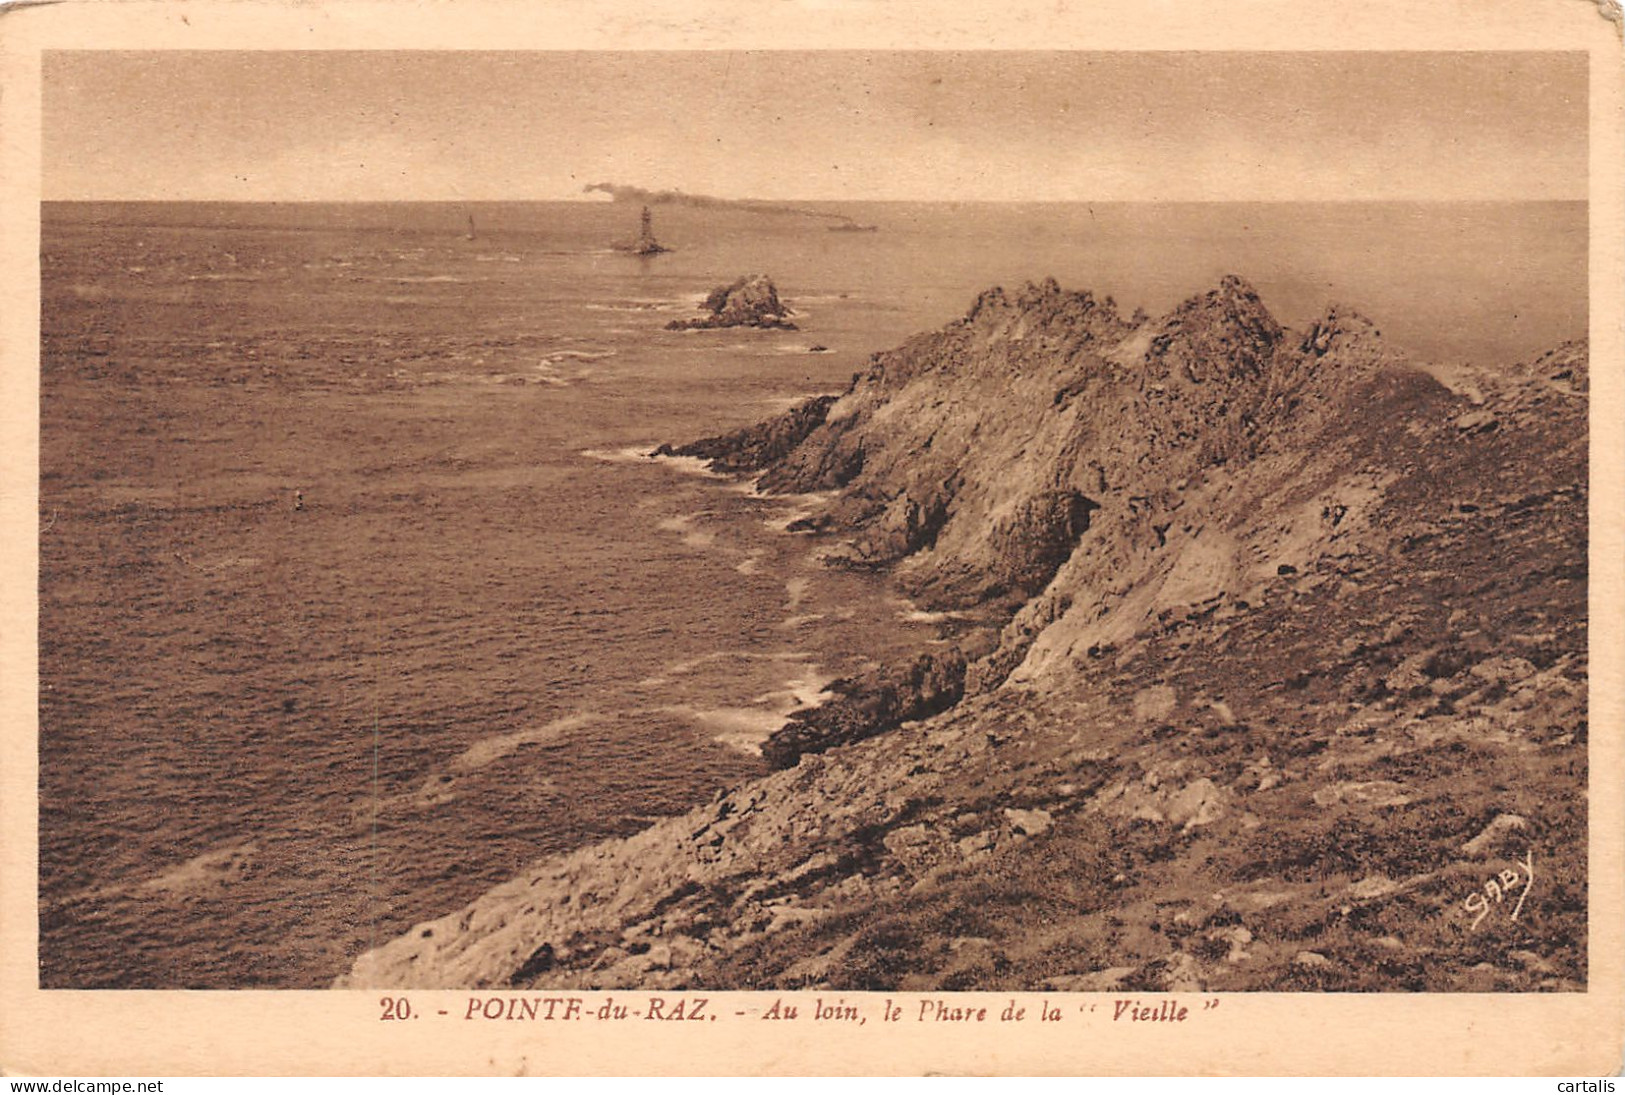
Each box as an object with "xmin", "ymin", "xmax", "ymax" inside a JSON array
[{"xmin": 341, "ymin": 276, "xmax": 1587, "ymax": 993}]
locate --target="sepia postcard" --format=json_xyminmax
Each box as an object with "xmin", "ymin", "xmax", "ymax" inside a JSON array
[{"xmin": 1, "ymin": 0, "xmax": 1622, "ymax": 1077}]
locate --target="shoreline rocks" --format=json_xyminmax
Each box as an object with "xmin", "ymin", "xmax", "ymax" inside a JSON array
[{"xmin": 654, "ymin": 395, "xmax": 835, "ymax": 474}]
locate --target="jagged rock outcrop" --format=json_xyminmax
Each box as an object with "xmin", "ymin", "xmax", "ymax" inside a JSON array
[
  {"xmin": 762, "ymin": 650, "xmax": 969, "ymax": 770},
  {"xmin": 665, "ymin": 274, "xmax": 797, "ymax": 330},
  {"xmin": 654, "ymin": 395, "xmax": 835, "ymax": 474},
  {"xmin": 697, "ymin": 276, "xmax": 1417, "ymax": 760},
  {"xmin": 341, "ymin": 276, "xmax": 1588, "ymax": 994}
]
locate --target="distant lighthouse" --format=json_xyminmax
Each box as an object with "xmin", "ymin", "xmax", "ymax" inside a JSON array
[{"xmin": 631, "ymin": 206, "xmax": 670, "ymax": 255}]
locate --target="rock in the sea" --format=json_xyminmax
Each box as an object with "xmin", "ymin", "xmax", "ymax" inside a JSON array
[{"xmin": 665, "ymin": 274, "xmax": 798, "ymax": 330}]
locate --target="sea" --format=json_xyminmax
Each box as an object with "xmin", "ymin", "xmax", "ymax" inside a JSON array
[{"xmin": 37, "ymin": 199, "xmax": 1586, "ymax": 988}]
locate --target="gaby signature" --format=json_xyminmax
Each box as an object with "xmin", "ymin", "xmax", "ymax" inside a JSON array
[{"xmin": 1462, "ymin": 850, "xmax": 1534, "ymax": 931}]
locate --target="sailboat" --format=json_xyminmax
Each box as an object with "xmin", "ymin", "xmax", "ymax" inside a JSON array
[
  {"xmin": 464, "ymin": 213, "xmax": 477, "ymax": 242},
  {"xmin": 629, "ymin": 206, "xmax": 671, "ymax": 255}
]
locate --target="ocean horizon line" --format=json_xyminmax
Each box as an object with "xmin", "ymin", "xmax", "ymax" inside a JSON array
[{"xmin": 41, "ymin": 196, "xmax": 1588, "ymax": 207}]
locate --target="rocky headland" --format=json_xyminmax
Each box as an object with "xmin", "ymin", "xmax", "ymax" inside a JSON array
[
  {"xmin": 665, "ymin": 273, "xmax": 798, "ymax": 331},
  {"xmin": 342, "ymin": 276, "xmax": 1587, "ymax": 993}
]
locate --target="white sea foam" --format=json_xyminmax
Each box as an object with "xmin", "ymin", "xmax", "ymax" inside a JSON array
[
  {"xmin": 683, "ymin": 706, "xmax": 790, "ymax": 754},
  {"xmin": 448, "ymin": 712, "xmax": 598, "ymax": 773},
  {"xmin": 657, "ymin": 513, "xmax": 716, "ymax": 549},
  {"xmin": 542, "ymin": 349, "xmax": 616, "ymax": 363},
  {"xmin": 785, "ymin": 577, "xmax": 812, "ymax": 609},
  {"xmin": 649, "ymin": 452, "xmax": 726, "ymax": 479},
  {"xmin": 580, "ymin": 445, "xmax": 659, "ymax": 464},
  {"xmin": 753, "ymin": 395, "xmax": 816, "ymax": 415},
  {"xmin": 762, "ymin": 492, "xmax": 835, "ymax": 532},
  {"xmin": 660, "ymin": 658, "xmax": 834, "ymax": 754},
  {"xmin": 659, "ymin": 650, "xmax": 815, "ymax": 678},
  {"xmin": 583, "ymin": 297, "xmax": 688, "ymax": 313},
  {"xmin": 143, "ymin": 842, "xmax": 259, "ymax": 896}
]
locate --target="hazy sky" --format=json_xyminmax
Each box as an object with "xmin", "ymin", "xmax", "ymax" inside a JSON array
[{"xmin": 43, "ymin": 51, "xmax": 1587, "ymax": 202}]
